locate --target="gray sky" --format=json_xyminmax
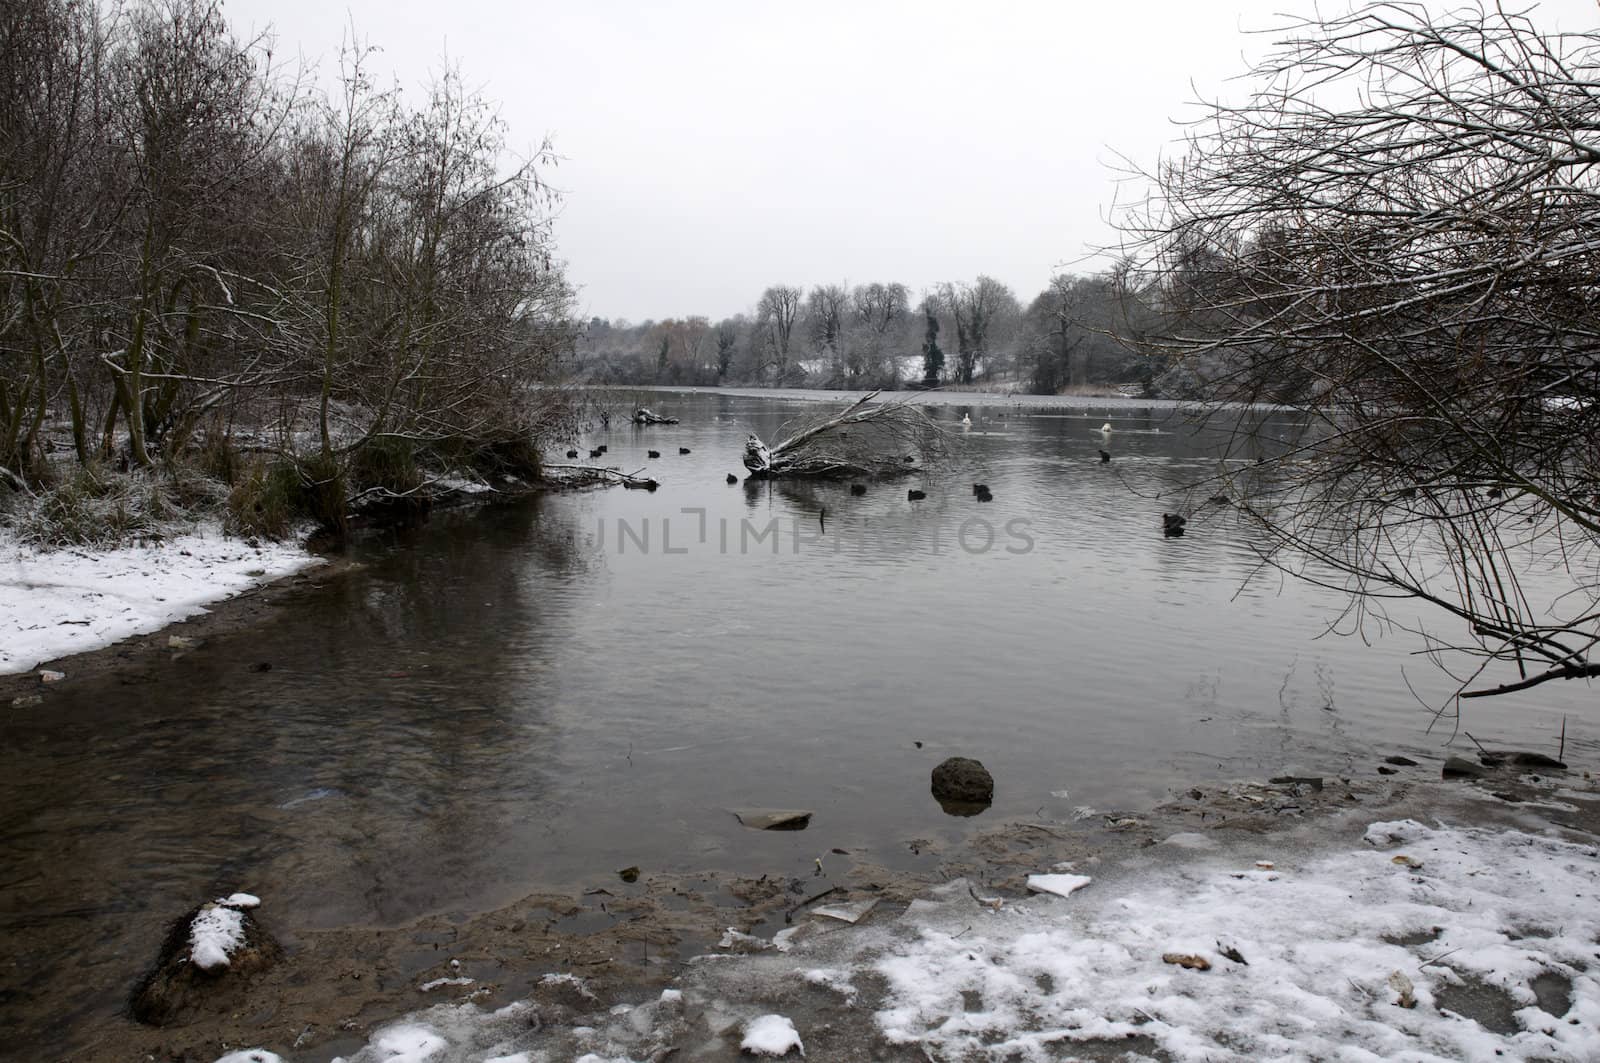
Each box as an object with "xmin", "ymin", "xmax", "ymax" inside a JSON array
[{"xmin": 224, "ymin": 0, "xmax": 1598, "ymax": 322}]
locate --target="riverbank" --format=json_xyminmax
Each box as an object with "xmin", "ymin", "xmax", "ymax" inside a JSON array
[
  {"xmin": 71, "ymin": 760, "xmax": 1600, "ymax": 1063},
  {"xmin": 0, "ymin": 475, "xmax": 557, "ymax": 692},
  {"xmin": 0, "ymin": 524, "xmax": 326, "ymax": 680}
]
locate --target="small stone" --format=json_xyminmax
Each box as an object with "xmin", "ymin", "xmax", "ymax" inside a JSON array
[
  {"xmin": 1443, "ymin": 756, "xmax": 1487, "ymax": 778},
  {"xmin": 1389, "ymin": 970, "xmax": 1417, "ymax": 1008},
  {"xmin": 1507, "ymin": 751, "xmax": 1567, "ymax": 770},
  {"xmin": 1384, "ymin": 755, "xmax": 1420, "ymax": 766},
  {"xmin": 1162, "ymin": 953, "xmax": 1211, "ymax": 971},
  {"xmin": 733, "ymin": 809, "xmax": 812, "ymax": 831}
]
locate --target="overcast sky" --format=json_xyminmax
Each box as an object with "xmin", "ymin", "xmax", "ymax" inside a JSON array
[{"xmin": 223, "ymin": 0, "xmax": 1598, "ymax": 322}]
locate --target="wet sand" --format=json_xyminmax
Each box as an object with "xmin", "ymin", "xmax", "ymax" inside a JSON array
[{"xmin": 38, "ymin": 749, "xmax": 1598, "ymax": 1062}]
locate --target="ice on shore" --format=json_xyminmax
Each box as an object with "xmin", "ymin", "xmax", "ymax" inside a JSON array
[
  {"xmin": 1023, "ymin": 872, "xmax": 1092, "ymax": 898},
  {"xmin": 0, "ymin": 523, "xmax": 319, "ymax": 674},
  {"xmin": 274, "ymin": 817, "xmax": 1600, "ymax": 1062}
]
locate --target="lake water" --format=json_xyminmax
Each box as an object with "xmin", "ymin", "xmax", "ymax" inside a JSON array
[{"xmin": 2, "ymin": 387, "xmax": 1592, "ymax": 1052}]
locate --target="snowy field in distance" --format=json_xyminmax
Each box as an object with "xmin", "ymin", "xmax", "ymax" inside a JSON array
[{"xmin": 1, "ymin": 524, "xmax": 319, "ymax": 675}]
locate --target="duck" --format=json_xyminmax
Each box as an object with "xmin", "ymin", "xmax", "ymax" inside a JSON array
[{"xmin": 961, "ymin": 413, "xmax": 972, "ymax": 428}]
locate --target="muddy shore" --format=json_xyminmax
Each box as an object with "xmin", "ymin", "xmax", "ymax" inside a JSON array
[
  {"xmin": 50, "ymin": 742, "xmax": 1600, "ymax": 1061},
  {"xmin": 4, "ymin": 532, "xmax": 1596, "ymax": 1062}
]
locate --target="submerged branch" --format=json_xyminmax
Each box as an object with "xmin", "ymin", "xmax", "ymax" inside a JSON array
[{"xmin": 543, "ymin": 462, "xmax": 659, "ymax": 491}]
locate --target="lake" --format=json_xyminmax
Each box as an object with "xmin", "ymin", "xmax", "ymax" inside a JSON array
[{"xmin": 1, "ymin": 386, "xmax": 1591, "ymax": 1054}]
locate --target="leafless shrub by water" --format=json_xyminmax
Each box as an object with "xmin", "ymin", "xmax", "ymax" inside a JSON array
[{"xmin": 1121, "ymin": 1, "xmax": 1600, "ymax": 703}]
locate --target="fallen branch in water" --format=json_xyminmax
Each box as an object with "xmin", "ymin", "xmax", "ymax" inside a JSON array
[
  {"xmin": 632, "ymin": 406, "xmax": 679, "ymax": 425},
  {"xmin": 543, "ymin": 463, "xmax": 659, "ymax": 491},
  {"xmin": 743, "ymin": 391, "xmax": 948, "ymax": 479}
]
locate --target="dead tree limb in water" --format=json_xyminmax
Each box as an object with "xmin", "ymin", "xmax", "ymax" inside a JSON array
[
  {"xmin": 543, "ymin": 463, "xmax": 658, "ymax": 490},
  {"xmin": 743, "ymin": 392, "xmax": 947, "ymax": 478},
  {"xmin": 631, "ymin": 407, "xmax": 679, "ymax": 425}
]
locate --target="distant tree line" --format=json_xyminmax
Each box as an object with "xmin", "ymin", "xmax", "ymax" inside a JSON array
[
  {"xmin": 1, "ymin": 0, "xmax": 575, "ymax": 534},
  {"xmin": 573, "ymin": 270, "xmax": 1166, "ymax": 395}
]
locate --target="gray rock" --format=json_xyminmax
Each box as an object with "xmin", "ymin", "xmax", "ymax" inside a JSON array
[
  {"xmin": 734, "ymin": 809, "xmax": 812, "ymax": 831},
  {"xmin": 931, "ymin": 756, "xmax": 994, "ymax": 804},
  {"xmin": 1443, "ymin": 756, "xmax": 1487, "ymax": 779},
  {"xmin": 131, "ymin": 901, "xmax": 281, "ymax": 1026}
]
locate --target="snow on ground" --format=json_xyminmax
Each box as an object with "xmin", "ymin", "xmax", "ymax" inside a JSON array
[
  {"xmin": 0, "ymin": 523, "xmax": 319, "ymax": 674},
  {"xmin": 739, "ymin": 1013, "xmax": 803, "ymax": 1056},
  {"xmin": 281, "ymin": 814, "xmax": 1600, "ymax": 1062}
]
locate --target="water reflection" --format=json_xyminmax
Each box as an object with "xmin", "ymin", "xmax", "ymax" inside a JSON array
[{"xmin": 2, "ymin": 389, "xmax": 1595, "ymax": 1056}]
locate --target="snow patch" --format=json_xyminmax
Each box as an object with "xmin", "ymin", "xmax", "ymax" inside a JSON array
[
  {"xmin": 1363, "ymin": 818, "xmax": 1430, "ymax": 846},
  {"xmin": 741, "ymin": 1013, "xmax": 804, "ymax": 1056},
  {"xmin": 872, "ymin": 821, "xmax": 1600, "ymax": 1060},
  {"xmin": 432, "ymin": 476, "xmax": 495, "ymax": 495},
  {"xmin": 419, "ymin": 976, "xmax": 476, "ymax": 992},
  {"xmin": 189, "ymin": 904, "xmax": 245, "ymax": 971},
  {"xmin": 0, "ymin": 523, "xmax": 319, "ymax": 674},
  {"xmin": 212, "ymin": 1052, "xmax": 284, "ymax": 1063},
  {"xmin": 219, "ymin": 892, "xmax": 260, "ymax": 909}
]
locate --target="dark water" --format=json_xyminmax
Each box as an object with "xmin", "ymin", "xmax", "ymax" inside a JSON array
[{"xmin": 1, "ymin": 388, "xmax": 1593, "ymax": 1049}]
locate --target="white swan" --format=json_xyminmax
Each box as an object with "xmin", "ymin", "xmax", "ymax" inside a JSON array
[{"xmin": 1097, "ymin": 422, "xmax": 1112, "ymax": 447}]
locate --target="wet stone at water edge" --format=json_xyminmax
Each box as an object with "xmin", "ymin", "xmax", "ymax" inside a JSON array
[{"xmin": 931, "ymin": 756, "xmax": 994, "ymax": 816}]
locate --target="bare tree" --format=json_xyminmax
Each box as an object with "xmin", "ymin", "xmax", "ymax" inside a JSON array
[
  {"xmin": 804, "ymin": 283, "xmax": 848, "ymax": 378},
  {"xmin": 938, "ymin": 276, "xmax": 1016, "ymax": 384},
  {"xmin": 1124, "ymin": 1, "xmax": 1600, "ymax": 701},
  {"xmin": 756, "ymin": 283, "xmax": 801, "ymax": 378},
  {"xmin": 0, "ymin": 0, "xmax": 118, "ymax": 473},
  {"xmin": 851, "ymin": 281, "xmax": 908, "ymax": 382}
]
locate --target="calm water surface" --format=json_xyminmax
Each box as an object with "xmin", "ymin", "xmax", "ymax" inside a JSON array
[{"xmin": 2, "ymin": 388, "xmax": 1594, "ymax": 1048}]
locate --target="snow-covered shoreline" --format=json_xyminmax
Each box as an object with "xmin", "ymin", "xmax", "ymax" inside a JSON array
[
  {"xmin": 0, "ymin": 524, "xmax": 320, "ymax": 675},
  {"xmin": 220, "ymin": 779, "xmax": 1600, "ymax": 1063}
]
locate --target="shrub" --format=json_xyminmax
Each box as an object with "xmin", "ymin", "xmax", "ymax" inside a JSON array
[
  {"xmin": 225, "ymin": 460, "xmax": 305, "ymax": 540},
  {"xmin": 15, "ymin": 465, "xmax": 178, "ymax": 547}
]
